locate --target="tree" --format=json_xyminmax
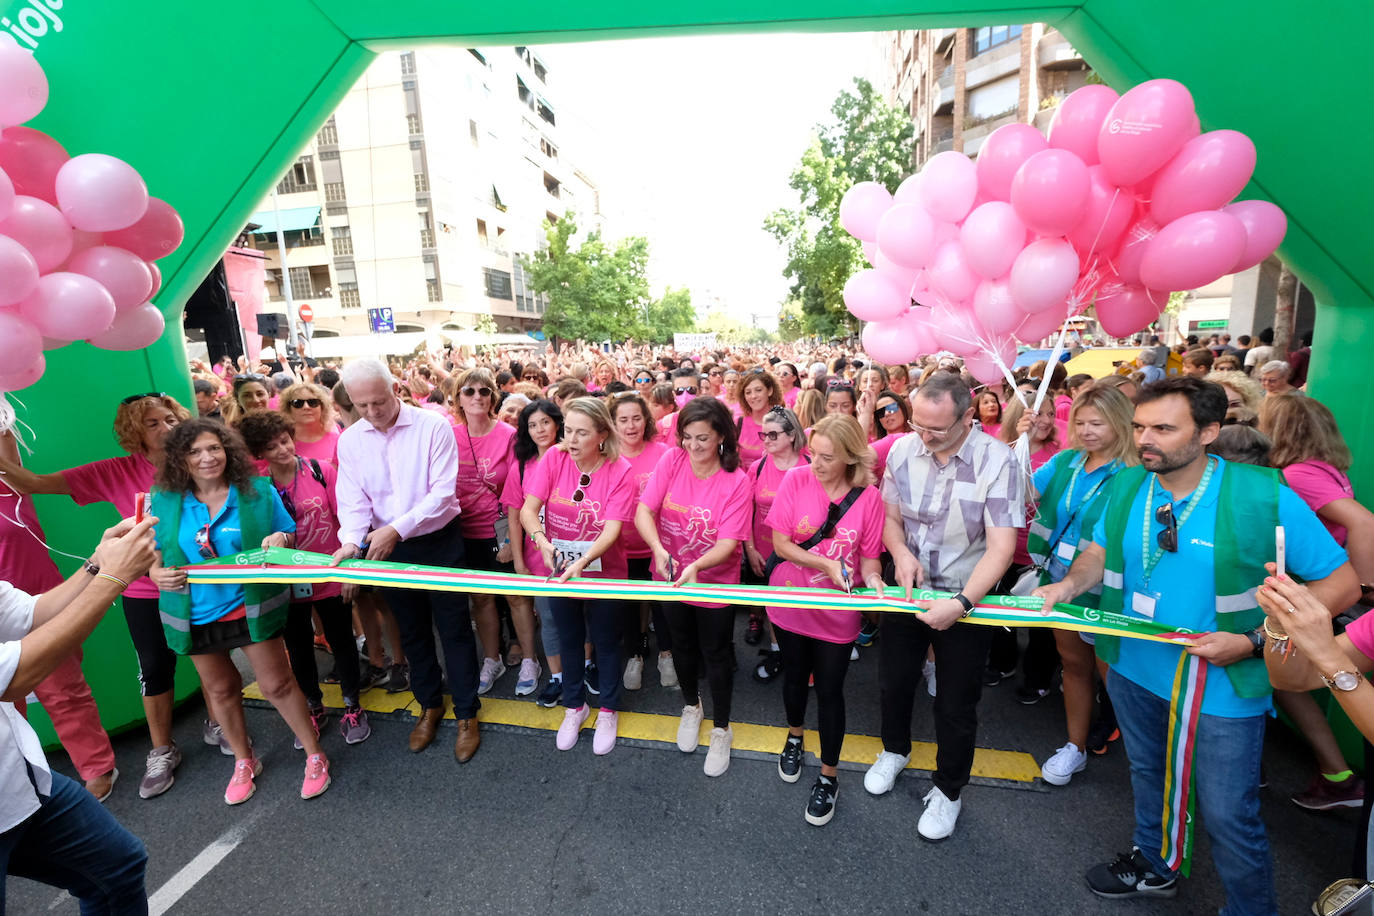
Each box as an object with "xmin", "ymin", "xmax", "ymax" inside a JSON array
[
  {"xmin": 777, "ymin": 299, "xmax": 806, "ymax": 342},
  {"xmin": 765, "ymin": 78, "xmax": 915, "ymax": 338},
  {"xmin": 641, "ymin": 286, "xmax": 696, "ymax": 344},
  {"xmin": 521, "ymin": 213, "xmax": 652, "ymax": 344},
  {"xmin": 705, "ymin": 309, "xmax": 774, "ymax": 345},
  {"xmin": 1274, "ymin": 263, "xmax": 1297, "ymax": 358}
]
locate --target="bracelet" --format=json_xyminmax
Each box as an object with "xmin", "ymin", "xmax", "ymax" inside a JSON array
[
  {"xmin": 1262, "ymin": 617, "xmax": 1289, "ymax": 642},
  {"xmin": 96, "ymin": 572, "xmax": 129, "ymax": 591}
]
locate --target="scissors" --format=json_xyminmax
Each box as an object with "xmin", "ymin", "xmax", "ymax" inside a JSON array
[
  {"xmin": 546, "ymin": 554, "xmax": 569, "ymax": 582},
  {"xmin": 666, "ymin": 556, "xmax": 677, "ymax": 582},
  {"xmin": 839, "ymin": 558, "xmax": 852, "ymax": 595}
]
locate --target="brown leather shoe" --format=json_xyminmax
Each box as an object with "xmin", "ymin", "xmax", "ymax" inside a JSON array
[
  {"xmin": 408, "ymin": 706, "xmax": 444, "ymax": 752},
  {"xmin": 454, "ymin": 717, "xmax": 481, "ymax": 764}
]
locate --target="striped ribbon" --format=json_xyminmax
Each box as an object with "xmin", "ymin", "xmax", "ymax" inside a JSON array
[
  {"xmin": 183, "ymin": 547, "xmax": 1204, "ymax": 646},
  {"xmin": 1160, "ymin": 651, "xmax": 1207, "ymax": 876}
]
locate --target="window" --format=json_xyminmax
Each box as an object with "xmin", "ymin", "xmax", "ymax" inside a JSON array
[
  {"xmin": 476, "ymin": 219, "xmax": 488, "ymax": 246},
  {"xmin": 316, "ymin": 116, "xmax": 338, "ymax": 146},
  {"xmin": 339, "ymin": 284, "xmax": 360, "ymax": 309},
  {"xmin": 544, "ymin": 172, "xmax": 561, "ymax": 199},
  {"xmin": 325, "ymin": 200, "xmax": 347, "ymax": 216},
  {"xmin": 324, "ymin": 182, "xmax": 346, "ymax": 202},
  {"xmin": 540, "ymin": 137, "xmax": 558, "ymax": 160},
  {"xmin": 414, "ymin": 172, "xmax": 429, "ymax": 193},
  {"xmin": 536, "ymin": 98, "xmax": 555, "ymax": 127},
  {"xmin": 972, "ymin": 24, "xmax": 1022, "ymax": 56},
  {"xmin": 516, "ymin": 76, "xmax": 533, "ymax": 109},
  {"xmin": 331, "ymin": 225, "xmax": 352, "ymax": 256},
  {"xmin": 407, "ymin": 114, "xmax": 422, "ymax": 135},
  {"xmin": 484, "ymin": 268, "xmax": 513, "ymax": 300},
  {"xmin": 419, "ymin": 210, "xmax": 434, "ymax": 249},
  {"xmin": 288, "ymin": 266, "xmax": 312, "ymax": 297},
  {"xmin": 276, "ymin": 156, "xmax": 316, "ymax": 194},
  {"xmin": 400, "ymin": 51, "xmax": 416, "ymax": 75},
  {"xmin": 424, "ymin": 255, "xmax": 441, "ymax": 302}
]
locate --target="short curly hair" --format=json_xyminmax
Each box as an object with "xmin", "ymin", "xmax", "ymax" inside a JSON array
[
  {"xmin": 238, "ymin": 411, "xmax": 295, "ymax": 458},
  {"xmin": 155, "ymin": 418, "xmax": 260, "ymax": 498},
  {"xmin": 113, "ymin": 395, "xmax": 192, "ymax": 454}
]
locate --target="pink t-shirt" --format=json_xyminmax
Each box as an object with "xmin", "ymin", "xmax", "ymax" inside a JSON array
[
  {"xmin": 737, "ymin": 414, "xmax": 766, "ymax": 468},
  {"xmin": 1012, "ymin": 440, "xmax": 1061, "ymax": 566},
  {"xmin": 748, "ymin": 454, "xmax": 799, "ymax": 553},
  {"xmin": 0, "ymin": 482, "xmax": 63, "ymax": 592},
  {"xmin": 454, "ymin": 421, "xmax": 516, "ymax": 539},
  {"xmin": 717, "ymin": 395, "xmax": 744, "ymax": 420},
  {"xmin": 871, "ymin": 432, "xmax": 911, "ymax": 483},
  {"xmin": 60, "ymin": 453, "xmax": 159, "ymax": 598},
  {"xmin": 294, "ymin": 428, "xmax": 340, "ymax": 468},
  {"xmin": 656, "ymin": 412, "xmax": 679, "ymax": 446},
  {"xmin": 765, "ymin": 467, "xmax": 884, "ymax": 644},
  {"xmin": 638, "ymin": 448, "xmax": 751, "ymax": 607},
  {"xmin": 1283, "ymin": 459, "xmax": 1355, "ymax": 545},
  {"xmin": 272, "ymin": 458, "xmax": 342, "ymax": 601},
  {"xmin": 1345, "ymin": 611, "xmax": 1374, "ymax": 661},
  {"xmin": 621, "ymin": 441, "xmax": 669, "ymax": 558},
  {"xmin": 783, "ymin": 387, "xmax": 799, "ymax": 409},
  {"xmin": 501, "ymin": 451, "xmax": 548, "ymax": 574},
  {"xmin": 1055, "ymin": 394, "xmax": 1073, "ymax": 423},
  {"xmin": 526, "ymin": 449, "xmax": 635, "ymax": 579},
  {"xmin": 981, "ymin": 421, "xmax": 1002, "ymax": 440}
]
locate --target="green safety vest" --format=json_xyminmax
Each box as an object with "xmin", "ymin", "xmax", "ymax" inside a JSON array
[{"xmin": 1025, "ymin": 450, "xmax": 1122, "ymax": 606}]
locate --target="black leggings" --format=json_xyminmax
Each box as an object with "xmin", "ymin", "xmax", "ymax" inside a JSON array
[
  {"xmin": 622, "ymin": 557, "xmax": 672, "ymax": 657},
  {"xmin": 284, "ymin": 596, "xmax": 360, "ymax": 706},
  {"xmin": 662, "ymin": 602, "xmax": 735, "ymax": 728},
  {"xmin": 121, "ymin": 595, "xmax": 177, "ymax": 697},
  {"xmin": 775, "ymin": 625, "xmax": 852, "ymax": 767}
]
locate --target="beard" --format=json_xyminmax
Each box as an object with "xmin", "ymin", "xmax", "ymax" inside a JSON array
[{"xmin": 1138, "ymin": 436, "xmax": 1202, "ymax": 475}]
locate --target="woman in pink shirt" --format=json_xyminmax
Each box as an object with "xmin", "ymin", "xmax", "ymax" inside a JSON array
[
  {"xmin": 776, "ymin": 362, "xmax": 802, "ymax": 409},
  {"xmin": 635, "ymin": 397, "xmax": 752, "ymax": 778},
  {"xmin": 222, "ymin": 373, "xmax": 272, "ymax": 426},
  {"xmin": 975, "ymin": 390, "xmax": 1003, "ymax": 440},
  {"xmin": 611, "ymin": 393, "xmax": 675, "ymax": 691},
  {"xmin": 767, "ymin": 415, "xmax": 884, "ymax": 826},
  {"xmin": 649, "ymin": 384, "xmax": 679, "ymax": 445},
  {"xmin": 869, "ymin": 390, "xmax": 912, "ymax": 483},
  {"xmin": 520, "ymin": 398, "xmax": 636, "ymax": 755},
  {"xmin": 719, "ymin": 368, "xmax": 744, "ymax": 418},
  {"xmin": 280, "ymin": 382, "xmax": 340, "ymax": 467},
  {"xmin": 737, "ymin": 367, "xmax": 783, "ymax": 469}
]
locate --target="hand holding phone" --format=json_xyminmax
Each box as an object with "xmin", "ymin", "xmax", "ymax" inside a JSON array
[{"xmin": 1275, "ymin": 526, "xmax": 1286, "ymax": 579}]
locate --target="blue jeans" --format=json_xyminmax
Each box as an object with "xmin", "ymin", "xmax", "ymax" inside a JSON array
[
  {"xmin": 1108, "ymin": 669, "xmax": 1275, "ymax": 916},
  {"xmin": 1, "ymin": 771, "xmax": 148, "ymax": 914},
  {"xmin": 549, "ymin": 596, "xmax": 621, "ymax": 711}
]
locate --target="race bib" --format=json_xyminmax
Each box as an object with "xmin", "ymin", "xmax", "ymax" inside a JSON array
[{"xmin": 552, "ymin": 537, "xmax": 601, "ymax": 573}]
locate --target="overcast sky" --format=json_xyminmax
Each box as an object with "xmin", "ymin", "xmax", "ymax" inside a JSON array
[{"xmin": 539, "ymin": 32, "xmax": 880, "ymax": 328}]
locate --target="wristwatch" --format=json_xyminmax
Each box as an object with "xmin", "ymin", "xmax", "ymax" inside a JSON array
[
  {"xmin": 953, "ymin": 592, "xmax": 974, "ymax": 617},
  {"xmin": 83, "ymin": 558, "xmax": 100, "ymax": 576},
  {"xmin": 1320, "ymin": 670, "xmax": 1363, "ymax": 692},
  {"xmin": 1247, "ymin": 627, "xmax": 1266, "ymax": 658}
]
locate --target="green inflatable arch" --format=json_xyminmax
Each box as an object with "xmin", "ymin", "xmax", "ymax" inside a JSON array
[{"xmin": 13, "ymin": 0, "xmax": 1374, "ymax": 741}]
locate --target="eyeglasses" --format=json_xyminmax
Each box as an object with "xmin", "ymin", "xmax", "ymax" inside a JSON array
[
  {"xmin": 461, "ymin": 386, "xmax": 493, "ymax": 399},
  {"xmin": 910, "ymin": 417, "xmax": 964, "ymax": 437},
  {"xmin": 573, "ymin": 472, "xmax": 592, "ymax": 503},
  {"xmin": 290, "ymin": 398, "xmax": 322, "ymax": 409},
  {"xmin": 121, "ymin": 391, "xmax": 165, "ymax": 405},
  {"xmin": 674, "ymin": 387, "xmax": 696, "ymax": 396},
  {"xmin": 194, "ymin": 522, "xmax": 218, "ymax": 561},
  {"xmin": 875, "ymin": 403, "xmax": 902, "ymax": 418},
  {"xmin": 1155, "ymin": 502, "xmax": 1178, "ymax": 553}
]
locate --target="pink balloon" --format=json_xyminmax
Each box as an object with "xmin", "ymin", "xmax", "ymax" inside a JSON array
[
  {"xmin": 1223, "ymin": 200, "xmax": 1287, "ymax": 273},
  {"xmin": 1011, "ymin": 149, "xmax": 1091, "ymax": 237},
  {"xmin": 909, "ymin": 268, "xmax": 930, "ymax": 296},
  {"xmin": 0, "ymin": 35, "xmax": 48, "ymax": 127},
  {"xmin": 1095, "ymin": 285, "xmax": 1166, "ymax": 338},
  {"xmin": 917, "ymin": 151, "xmax": 979, "ymax": 223},
  {"xmin": 893, "ymin": 173, "xmax": 923, "ymax": 206},
  {"xmin": 874, "ymin": 247, "xmax": 920, "ymax": 293},
  {"xmin": 88, "ymin": 301, "xmax": 165, "ymax": 351},
  {"xmin": 66, "ymin": 245, "xmax": 154, "ymax": 312},
  {"xmin": 972, "ymin": 278, "xmax": 1022, "ymax": 336},
  {"xmin": 861, "ymin": 240, "xmax": 877, "ymax": 266},
  {"xmin": 839, "ymin": 182, "xmax": 893, "ymax": 242},
  {"xmin": 40, "ymin": 335, "xmax": 71, "ymax": 350},
  {"xmin": 1139, "ymin": 211, "xmax": 1248, "ymax": 291},
  {"xmin": 1015, "ymin": 305, "xmax": 1067, "ymax": 344},
  {"xmin": 1010, "ymin": 239, "xmax": 1081, "ymax": 314},
  {"xmin": 960, "ymin": 202, "xmax": 1027, "ymax": 279},
  {"xmin": 976, "ymin": 123, "xmax": 1048, "ymax": 202},
  {"xmin": 843, "ymin": 269, "xmax": 909, "ymax": 322},
  {"xmin": 1047, "ymin": 85, "xmax": 1120, "ymax": 166},
  {"xmin": 17, "ymin": 272, "xmax": 117, "ymax": 341},
  {"xmin": 0, "ymin": 307, "xmax": 41, "ymax": 370},
  {"xmin": 928, "ymin": 240, "xmax": 979, "ymax": 303},
  {"xmin": 1113, "ymin": 216, "xmax": 1162, "ymax": 287},
  {"xmin": 1066, "ymin": 165, "xmax": 1135, "ymax": 261},
  {"xmin": 862, "ymin": 310, "xmax": 929, "ymax": 365},
  {"xmin": 929, "ymin": 305, "xmax": 983, "ymax": 356},
  {"xmin": 0, "ymin": 234, "xmax": 38, "ymax": 306},
  {"xmin": 1097, "ymin": 79, "xmax": 1199, "ymax": 189},
  {"xmin": 103, "ymin": 198, "xmax": 184, "ymax": 261},
  {"xmin": 0, "ymin": 126, "xmax": 66, "ymax": 203},
  {"xmin": 0, "ymin": 351, "xmax": 44, "ymax": 392},
  {"xmin": 964, "ymin": 336, "xmax": 1018, "ymax": 385},
  {"xmin": 1149, "ymin": 131, "xmax": 1257, "ymax": 226},
  {"xmin": 876, "ymin": 204, "xmax": 936, "ymax": 270},
  {"xmin": 0, "ymin": 195, "xmax": 70, "ymax": 271},
  {"xmin": 0, "ymin": 165, "xmax": 12, "ymax": 218},
  {"xmin": 147, "ymin": 261, "xmax": 162, "ymax": 297},
  {"xmin": 55, "ymin": 154, "xmax": 150, "ymax": 233}
]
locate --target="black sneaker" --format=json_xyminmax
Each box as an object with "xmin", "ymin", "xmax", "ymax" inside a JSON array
[
  {"xmin": 321, "ymin": 665, "xmax": 341, "ymax": 685},
  {"xmin": 856, "ymin": 619, "xmax": 878, "ymax": 647},
  {"xmin": 584, "ymin": 662, "xmax": 600, "ymax": 696},
  {"xmin": 1085, "ymin": 848, "xmax": 1177, "ymax": 899},
  {"xmin": 753, "ymin": 649, "xmax": 782, "ymax": 684},
  {"xmin": 1087, "ymin": 719, "xmax": 1121, "ymax": 756},
  {"xmin": 778, "ymin": 735, "xmax": 804, "ymax": 783},
  {"xmin": 983, "ymin": 666, "xmax": 1015, "ymax": 687},
  {"xmin": 805, "ymin": 775, "xmax": 838, "ymax": 826},
  {"xmin": 1015, "ymin": 686, "xmax": 1051, "ymax": 705},
  {"xmin": 745, "ymin": 613, "xmax": 764, "ymax": 646},
  {"xmin": 358, "ymin": 663, "xmax": 388, "ymax": 691},
  {"xmin": 536, "ymin": 677, "xmax": 562, "ymax": 708},
  {"xmin": 384, "ymin": 663, "xmax": 410, "ymax": 694}
]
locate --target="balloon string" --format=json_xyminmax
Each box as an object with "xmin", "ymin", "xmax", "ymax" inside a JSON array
[{"xmin": 0, "ymin": 394, "xmax": 88, "ymax": 564}]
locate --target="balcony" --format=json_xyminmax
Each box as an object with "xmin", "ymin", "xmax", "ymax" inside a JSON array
[
  {"xmin": 964, "ymin": 41, "xmax": 1020, "ymax": 90},
  {"xmin": 962, "ymin": 109, "xmax": 1021, "ymax": 154},
  {"xmin": 1038, "ymin": 31, "xmax": 1084, "ymax": 69}
]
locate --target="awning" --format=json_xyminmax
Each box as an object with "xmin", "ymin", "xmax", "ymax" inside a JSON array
[
  {"xmin": 1013, "ymin": 348, "xmax": 1071, "ymax": 370},
  {"xmin": 1065, "ymin": 348, "xmax": 1140, "ymax": 379},
  {"xmin": 248, "ymin": 206, "xmax": 321, "ymax": 234}
]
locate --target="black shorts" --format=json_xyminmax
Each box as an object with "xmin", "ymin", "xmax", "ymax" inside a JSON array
[{"xmin": 188, "ymin": 615, "xmax": 256, "ymax": 655}]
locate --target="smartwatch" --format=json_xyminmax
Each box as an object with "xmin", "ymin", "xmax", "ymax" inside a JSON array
[
  {"xmin": 953, "ymin": 592, "xmax": 974, "ymax": 617},
  {"xmin": 1247, "ymin": 627, "xmax": 1266, "ymax": 659}
]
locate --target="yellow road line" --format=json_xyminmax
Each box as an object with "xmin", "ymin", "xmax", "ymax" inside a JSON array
[{"xmin": 243, "ymin": 683, "xmax": 1041, "ymax": 783}]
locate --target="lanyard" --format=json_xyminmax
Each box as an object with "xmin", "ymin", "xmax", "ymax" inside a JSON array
[
  {"xmin": 1141, "ymin": 457, "xmax": 1215, "ymax": 583},
  {"xmin": 1061, "ymin": 454, "xmax": 1115, "ymax": 523}
]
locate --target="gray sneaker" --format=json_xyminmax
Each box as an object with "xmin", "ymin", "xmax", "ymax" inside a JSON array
[
  {"xmin": 202, "ymin": 719, "xmax": 233, "ymax": 756},
  {"xmin": 139, "ymin": 744, "xmax": 182, "ymax": 798},
  {"xmin": 384, "ymin": 663, "xmax": 411, "ymax": 694},
  {"xmin": 340, "ymin": 706, "xmax": 372, "ymax": 745}
]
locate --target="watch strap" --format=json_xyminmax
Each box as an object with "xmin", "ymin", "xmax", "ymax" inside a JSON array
[{"xmin": 953, "ymin": 592, "xmax": 974, "ymax": 617}]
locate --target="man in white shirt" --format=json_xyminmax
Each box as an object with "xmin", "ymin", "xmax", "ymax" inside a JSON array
[{"xmin": 1, "ymin": 515, "xmax": 156, "ymax": 912}]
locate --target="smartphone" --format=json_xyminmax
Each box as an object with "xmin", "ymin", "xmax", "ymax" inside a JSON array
[
  {"xmin": 134, "ymin": 492, "xmax": 149, "ymax": 523},
  {"xmin": 1275, "ymin": 526, "xmax": 1286, "ymax": 579}
]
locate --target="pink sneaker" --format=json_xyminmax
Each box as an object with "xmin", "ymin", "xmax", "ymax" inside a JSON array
[
  {"xmin": 556, "ymin": 704, "xmax": 590, "ymax": 751},
  {"xmin": 224, "ymin": 757, "xmax": 262, "ymax": 805},
  {"xmin": 301, "ymin": 753, "xmax": 331, "ymax": 800},
  {"xmin": 593, "ymin": 710, "xmax": 618, "ymax": 756}
]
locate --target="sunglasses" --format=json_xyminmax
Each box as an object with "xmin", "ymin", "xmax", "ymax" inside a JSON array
[
  {"xmin": 761, "ymin": 429, "xmax": 787, "ymax": 441},
  {"xmin": 573, "ymin": 472, "xmax": 592, "ymax": 503},
  {"xmin": 461, "ymin": 386, "xmax": 493, "ymax": 398},
  {"xmin": 522, "ymin": 373, "xmax": 540, "ymax": 380},
  {"xmin": 290, "ymin": 398, "xmax": 322, "ymax": 409},
  {"xmin": 876, "ymin": 402, "xmax": 902, "ymax": 418},
  {"xmin": 121, "ymin": 391, "xmax": 165, "ymax": 405},
  {"xmin": 635, "ymin": 377, "xmax": 653, "ymax": 384},
  {"xmin": 674, "ymin": 387, "xmax": 696, "ymax": 396},
  {"xmin": 194, "ymin": 522, "xmax": 218, "ymax": 561},
  {"xmin": 708, "ymin": 370, "xmax": 723, "ymax": 377},
  {"xmin": 1155, "ymin": 503, "xmax": 1178, "ymax": 553},
  {"xmin": 827, "ymin": 380, "xmax": 854, "ymax": 391}
]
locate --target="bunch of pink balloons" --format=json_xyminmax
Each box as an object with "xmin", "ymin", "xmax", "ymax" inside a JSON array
[
  {"xmin": 841, "ymin": 78, "xmax": 1287, "ymax": 385},
  {"xmin": 0, "ymin": 36, "xmax": 184, "ymax": 393}
]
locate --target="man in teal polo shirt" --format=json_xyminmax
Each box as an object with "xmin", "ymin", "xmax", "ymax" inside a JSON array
[{"xmin": 1036, "ymin": 376, "xmax": 1358, "ymax": 915}]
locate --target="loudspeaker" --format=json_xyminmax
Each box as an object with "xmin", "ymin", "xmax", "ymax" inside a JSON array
[{"xmin": 256, "ymin": 313, "xmax": 287, "ymax": 338}]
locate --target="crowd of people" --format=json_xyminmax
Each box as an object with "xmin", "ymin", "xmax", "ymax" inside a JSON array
[{"xmin": 2, "ymin": 327, "xmax": 1371, "ymax": 915}]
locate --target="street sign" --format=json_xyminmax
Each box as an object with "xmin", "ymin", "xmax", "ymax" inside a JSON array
[
  {"xmin": 368, "ymin": 307, "xmax": 395, "ymax": 333},
  {"xmin": 1192, "ymin": 319, "xmax": 1227, "ymax": 330},
  {"xmin": 299, "ymin": 304, "xmax": 314, "ymax": 323}
]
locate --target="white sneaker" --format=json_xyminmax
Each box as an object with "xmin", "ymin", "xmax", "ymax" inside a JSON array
[
  {"xmin": 923, "ymin": 659, "xmax": 937, "ymax": 697},
  {"xmin": 477, "ymin": 657, "xmax": 506, "ymax": 695},
  {"xmin": 676, "ymin": 703, "xmax": 704, "ymax": 752},
  {"xmin": 1041, "ymin": 742, "xmax": 1088, "ymax": 786},
  {"xmin": 917, "ymin": 786, "xmax": 961, "ymax": 841},
  {"xmin": 704, "ymin": 726, "xmax": 733, "ymax": 777},
  {"xmin": 658, "ymin": 654, "xmax": 679, "ymax": 688},
  {"xmin": 864, "ymin": 750, "xmax": 910, "ymax": 796},
  {"xmin": 623, "ymin": 657, "xmax": 643, "ymax": 691}
]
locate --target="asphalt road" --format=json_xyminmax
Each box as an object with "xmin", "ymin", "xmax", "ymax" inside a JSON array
[{"xmin": 9, "ymin": 619, "xmax": 1363, "ymax": 915}]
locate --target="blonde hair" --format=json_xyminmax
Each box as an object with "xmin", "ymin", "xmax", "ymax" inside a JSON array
[
  {"xmin": 810, "ymin": 414, "xmax": 874, "ymax": 487},
  {"xmin": 113, "ymin": 394, "xmax": 192, "ymax": 454},
  {"xmin": 1067, "ymin": 386, "xmax": 1139, "ymax": 465},
  {"xmin": 444, "ymin": 369, "xmax": 499, "ymax": 422},
  {"xmin": 278, "ymin": 382, "xmax": 336, "ymax": 431},
  {"xmin": 560, "ymin": 397, "xmax": 620, "ymax": 462},
  {"xmin": 794, "ymin": 388, "xmax": 825, "ymax": 429},
  {"xmin": 1205, "ymin": 370, "xmax": 1263, "ymax": 413},
  {"xmin": 1259, "ymin": 395, "xmax": 1352, "ymax": 471}
]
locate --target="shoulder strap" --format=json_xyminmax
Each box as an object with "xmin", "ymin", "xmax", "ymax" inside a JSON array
[
  {"xmin": 736, "ymin": 416, "xmax": 744, "ymax": 437},
  {"xmin": 307, "ymin": 458, "xmax": 325, "ymax": 488},
  {"xmin": 801, "ymin": 486, "xmax": 865, "ymax": 551}
]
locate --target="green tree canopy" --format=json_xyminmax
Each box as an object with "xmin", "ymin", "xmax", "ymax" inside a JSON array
[
  {"xmin": 642, "ymin": 286, "xmax": 697, "ymax": 344},
  {"xmin": 765, "ymin": 78, "xmax": 915, "ymax": 339},
  {"xmin": 522, "ymin": 213, "xmax": 652, "ymax": 343}
]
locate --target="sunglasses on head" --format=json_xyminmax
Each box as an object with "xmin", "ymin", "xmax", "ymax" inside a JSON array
[
  {"xmin": 573, "ymin": 472, "xmax": 592, "ymax": 503},
  {"xmin": 121, "ymin": 391, "xmax": 165, "ymax": 405},
  {"xmin": 461, "ymin": 386, "xmax": 493, "ymax": 398},
  {"xmin": 827, "ymin": 380, "xmax": 854, "ymax": 391},
  {"xmin": 290, "ymin": 398, "xmax": 322, "ymax": 409},
  {"xmin": 1155, "ymin": 502, "xmax": 1178, "ymax": 553}
]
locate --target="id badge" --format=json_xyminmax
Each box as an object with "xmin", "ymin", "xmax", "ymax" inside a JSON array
[
  {"xmin": 292, "ymin": 582, "xmax": 314, "ymax": 599},
  {"xmin": 552, "ymin": 537, "xmax": 601, "ymax": 573},
  {"xmin": 1055, "ymin": 540, "xmax": 1077, "ymax": 563},
  {"xmin": 1131, "ymin": 590, "xmax": 1158, "ymax": 620}
]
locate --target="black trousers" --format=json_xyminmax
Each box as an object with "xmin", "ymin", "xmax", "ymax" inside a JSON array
[
  {"xmin": 878, "ymin": 612, "xmax": 992, "ymax": 800},
  {"xmin": 987, "ymin": 563, "xmax": 1059, "ymax": 688},
  {"xmin": 622, "ymin": 556, "xmax": 672, "ymax": 657},
  {"xmin": 663, "ymin": 602, "xmax": 735, "ymax": 728},
  {"xmin": 283, "ymin": 595, "xmax": 360, "ymax": 706},
  {"xmin": 775, "ymin": 625, "xmax": 852, "ymax": 767}
]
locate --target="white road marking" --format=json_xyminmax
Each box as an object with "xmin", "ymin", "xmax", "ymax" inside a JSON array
[{"xmin": 147, "ymin": 803, "xmax": 275, "ymax": 916}]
